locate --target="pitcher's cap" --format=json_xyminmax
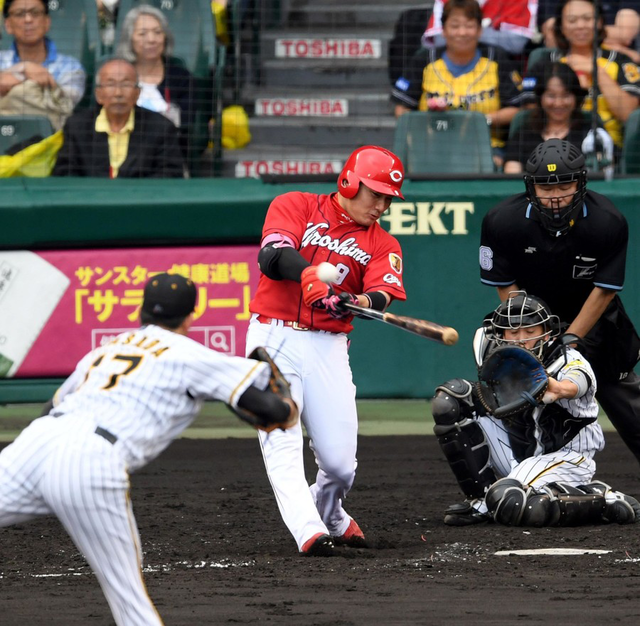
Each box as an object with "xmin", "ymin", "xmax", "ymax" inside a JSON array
[{"xmin": 141, "ymin": 273, "xmax": 196, "ymax": 319}]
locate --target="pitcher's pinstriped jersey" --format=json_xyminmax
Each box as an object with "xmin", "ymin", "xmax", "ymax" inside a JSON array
[
  {"xmin": 505, "ymin": 347, "xmax": 604, "ymax": 462},
  {"xmin": 52, "ymin": 324, "xmax": 270, "ymax": 471}
]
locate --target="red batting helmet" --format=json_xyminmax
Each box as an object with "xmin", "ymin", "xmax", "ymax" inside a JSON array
[{"xmin": 338, "ymin": 145, "xmax": 405, "ymax": 200}]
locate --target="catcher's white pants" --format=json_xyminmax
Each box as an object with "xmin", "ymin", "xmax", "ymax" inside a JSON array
[
  {"xmin": 246, "ymin": 318, "xmax": 358, "ymax": 550},
  {"xmin": 478, "ymin": 415, "xmax": 597, "ymax": 488},
  {"xmin": 0, "ymin": 416, "xmax": 163, "ymax": 626}
]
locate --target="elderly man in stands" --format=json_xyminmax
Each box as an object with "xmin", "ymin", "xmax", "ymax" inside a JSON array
[
  {"xmin": 53, "ymin": 58, "xmax": 184, "ymax": 178},
  {"xmin": 0, "ymin": 0, "xmax": 86, "ymax": 130}
]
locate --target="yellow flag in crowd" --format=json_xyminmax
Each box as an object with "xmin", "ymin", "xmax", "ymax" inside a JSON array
[{"xmin": 0, "ymin": 130, "xmax": 63, "ymax": 177}]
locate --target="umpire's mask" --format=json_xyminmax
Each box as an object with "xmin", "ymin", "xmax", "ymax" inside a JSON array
[{"xmin": 524, "ymin": 139, "xmax": 587, "ymax": 237}]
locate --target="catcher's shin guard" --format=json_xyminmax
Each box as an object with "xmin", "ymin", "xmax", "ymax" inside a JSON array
[
  {"xmin": 578, "ymin": 481, "xmax": 640, "ymax": 525},
  {"xmin": 433, "ymin": 378, "xmax": 496, "ymax": 499},
  {"xmin": 487, "ymin": 480, "xmax": 608, "ymax": 527},
  {"xmin": 543, "ymin": 482, "xmax": 608, "ymax": 526}
]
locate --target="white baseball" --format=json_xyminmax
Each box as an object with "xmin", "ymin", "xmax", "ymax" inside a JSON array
[{"xmin": 316, "ymin": 262, "xmax": 340, "ymax": 284}]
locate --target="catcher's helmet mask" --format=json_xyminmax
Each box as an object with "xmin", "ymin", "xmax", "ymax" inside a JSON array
[
  {"xmin": 524, "ymin": 139, "xmax": 587, "ymax": 237},
  {"xmin": 485, "ymin": 291, "xmax": 560, "ymax": 358}
]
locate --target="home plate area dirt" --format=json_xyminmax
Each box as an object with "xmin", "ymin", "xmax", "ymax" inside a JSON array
[{"xmin": 1, "ymin": 434, "xmax": 639, "ymax": 625}]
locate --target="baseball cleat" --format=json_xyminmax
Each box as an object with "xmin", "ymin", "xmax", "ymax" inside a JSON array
[
  {"xmin": 334, "ymin": 518, "xmax": 368, "ymax": 548},
  {"xmin": 604, "ymin": 492, "xmax": 640, "ymax": 525},
  {"xmin": 444, "ymin": 501, "xmax": 492, "ymax": 526},
  {"xmin": 300, "ymin": 533, "xmax": 337, "ymax": 557}
]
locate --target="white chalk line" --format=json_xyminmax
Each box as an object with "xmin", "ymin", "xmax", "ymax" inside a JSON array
[{"xmin": 0, "ymin": 558, "xmax": 256, "ymax": 579}]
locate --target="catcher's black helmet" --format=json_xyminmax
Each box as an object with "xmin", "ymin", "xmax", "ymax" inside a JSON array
[
  {"xmin": 524, "ymin": 139, "xmax": 587, "ymax": 237},
  {"xmin": 486, "ymin": 291, "xmax": 560, "ymax": 357}
]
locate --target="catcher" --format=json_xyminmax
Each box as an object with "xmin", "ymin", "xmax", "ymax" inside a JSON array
[{"xmin": 432, "ymin": 291, "xmax": 640, "ymax": 528}]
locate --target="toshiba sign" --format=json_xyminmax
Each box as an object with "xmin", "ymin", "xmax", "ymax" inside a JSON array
[
  {"xmin": 275, "ymin": 39, "xmax": 381, "ymax": 59},
  {"xmin": 255, "ymin": 98, "xmax": 348, "ymax": 117},
  {"xmin": 236, "ymin": 160, "xmax": 343, "ymax": 178}
]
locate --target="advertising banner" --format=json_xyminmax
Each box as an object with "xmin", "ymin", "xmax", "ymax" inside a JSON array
[{"xmin": 0, "ymin": 246, "xmax": 259, "ymax": 378}]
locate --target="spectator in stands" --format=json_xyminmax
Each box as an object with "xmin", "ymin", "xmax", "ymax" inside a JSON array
[
  {"xmin": 0, "ymin": 0, "xmax": 86, "ymax": 130},
  {"xmin": 423, "ymin": 0, "xmax": 538, "ymax": 56},
  {"xmin": 53, "ymin": 58, "xmax": 184, "ymax": 178},
  {"xmin": 538, "ymin": 0, "xmax": 640, "ymax": 56},
  {"xmin": 116, "ymin": 4, "xmax": 196, "ymax": 160},
  {"xmin": 392, "ymin": 0, "xmax": 522, "ymax": 167},
  {"xmin": 604, "ymin": 1, "xmax": 640, "ymax": 57},
  {"xmin": 504, "ymin": 62, "xmax": 613, "ymax": 172},
  {"xmin": 526, "ymin": 0, "xmax": 640, "ymax": 149}
]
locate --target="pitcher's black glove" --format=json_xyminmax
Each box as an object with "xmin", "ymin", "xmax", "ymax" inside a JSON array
[
  {"xmin": 476, "ymin": 345, "xmax": 549, "ymax": 419},
  {"xmin": 228, "ymin": 347, "xmax": 299, "ymax": 432}
]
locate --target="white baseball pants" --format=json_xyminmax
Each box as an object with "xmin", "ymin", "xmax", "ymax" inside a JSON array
[
  {"xmin": 0, "ymin": 416, "xmax": 163, "ymax": 626},
  {"xmin": 246, "ymin": 318, "xmax": 358, "ymax": 550}
]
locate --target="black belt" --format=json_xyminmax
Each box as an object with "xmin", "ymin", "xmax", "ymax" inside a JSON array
[{"xmin": 95, "ymin": 426, "xmax": 118, "ymax": 445}]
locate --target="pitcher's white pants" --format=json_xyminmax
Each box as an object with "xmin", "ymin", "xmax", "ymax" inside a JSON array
[
  {"xmin": 0, "ymin": 416, "xmax": 163, "ymax": 626},
  {"xmin": 246, "ymin": 318, "xmax": 358, "ymax": 550}
]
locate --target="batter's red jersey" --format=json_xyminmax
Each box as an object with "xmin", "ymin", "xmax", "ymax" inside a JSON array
[{"xmin": 251, "ymin": 191, "xmax": 406, "ymax": 334}]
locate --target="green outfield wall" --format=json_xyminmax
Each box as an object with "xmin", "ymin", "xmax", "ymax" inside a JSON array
[{"xmin": 1, "ymin": 177, "xmax": 639, "ymax": 401}]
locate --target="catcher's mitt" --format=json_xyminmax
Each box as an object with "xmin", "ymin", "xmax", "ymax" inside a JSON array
[
  {"xmin": 476, "ymin": 345, "xmax": 549, "ymax": 419},
  {"xmin": 229, "ymin": 347, "xmax": 299, "ymax": 433}
]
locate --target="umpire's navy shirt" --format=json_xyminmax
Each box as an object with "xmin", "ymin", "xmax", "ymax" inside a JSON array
[{"xmin": 479, "ymin": 190, "xmax": 628, "ymax": 324}]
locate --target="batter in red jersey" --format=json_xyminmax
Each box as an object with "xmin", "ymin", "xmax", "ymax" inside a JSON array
[{"xmin": 246, "ymin": 145, "xmax": 406, "ymax": 556}]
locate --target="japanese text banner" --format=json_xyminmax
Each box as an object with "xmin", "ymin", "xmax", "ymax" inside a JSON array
[{"xmin": 0, "ymin": 246, "xmax": 259, "ymax": 378}]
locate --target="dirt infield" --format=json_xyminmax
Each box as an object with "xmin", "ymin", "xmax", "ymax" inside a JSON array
[{"xmin": 1, "ymin": 432, "xmax": 640, "ymax": 625}]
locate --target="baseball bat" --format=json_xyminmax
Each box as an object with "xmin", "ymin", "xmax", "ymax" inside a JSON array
[{"xmin": 342, "ymin": 303, "xmax": 459, "ymax": 346}]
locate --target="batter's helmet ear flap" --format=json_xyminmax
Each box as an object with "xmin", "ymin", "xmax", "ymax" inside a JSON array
[
  {"xmin": 339, "ymin": 169, "xmax": 361, "ymax": 199},
  {"xmin": 338, "ymin": 145, "xmax": 405, "ymax": 200}
]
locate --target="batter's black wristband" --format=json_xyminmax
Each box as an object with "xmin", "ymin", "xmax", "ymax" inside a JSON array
[{"xmin": 363, "ymin": 292, "xmax": 387, "ymax": 311}]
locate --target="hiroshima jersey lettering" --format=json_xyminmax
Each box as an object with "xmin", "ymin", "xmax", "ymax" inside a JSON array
[
  {"xmin": 301, "ymin": 223, "xmax": 372, "ymax": 265},
  {"xmin": 250, "ymin": 191, "xmax": 406, "ymax": 332}
]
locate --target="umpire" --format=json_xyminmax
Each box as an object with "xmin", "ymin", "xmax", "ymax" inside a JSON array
[{"xmin": 480, "ymin": 138, "xmax": 640, "ymax": 464}]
